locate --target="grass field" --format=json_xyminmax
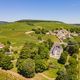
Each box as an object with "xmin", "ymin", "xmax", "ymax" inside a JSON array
[{"xmin": 0, "ymin": 21, "xmax": 76, "ymax": 46}]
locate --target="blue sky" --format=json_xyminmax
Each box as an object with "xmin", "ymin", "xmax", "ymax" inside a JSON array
[{"xmin": 0, "ymin": 0, "xmax": 80, "ymax": 23}]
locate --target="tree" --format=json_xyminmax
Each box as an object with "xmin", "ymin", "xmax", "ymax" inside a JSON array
[
  {"xmin": 65, "ymin": 64, "xmax": 78, "ymax": 80},
  {"xmin": 6, "ymin": 41, "xmax": 11, "ymax": 46},
  {"xmin": 19, "ymin": 49, "xmax": 31, "ymax": 59},
  {"xmin": 58, "ymin": 51, "xmax": 68, "ymax": 64},
  {"xmin": 41, "ymin": 28, "xmax": 48, "ymax": 34},
  {"xmin": 3, "ymin": 41, "xmax": 11, "ymax": 53},
  {"xmin": 67, "ymin": 45, "xmax": 79, "ymax": 56},
  {"xmin": 4, "ymin": 45, "xmax": 10, "ymax": 52},
  {"xmin": 17, "ymin": 58, "xmax": 35, "ymax": 78},
  {"xmin": 35, "ymin": 59, "xmax": 48, "ymax": 73},
  {"xmin": 68, "ymin": 57, "xmax": 77, "ymax": 68},
  {"xmin": 56, "ymin": 74, "xmax": 66, "ymax": 80},
  {"xmin": 66, "ymin": 40, "xmax": 79, "ymax": 56},
  {"xmin": 56, "ymin": 69, "xmax": 67, "ymax": 80},
  {"xmin": 0, "ymin": 52, "xmax": 4, "ymax": 67},
  {"xmin": 18, "ymin": 42, "xmax": 50, "ymax": 77},
  {"xmin": 1, "ymin": 55, "xmax": 13, "ymax": 70},
  {"xmin": 65, "ymin": 56, "xmax": 78, "ymax": 80},
  {"xmin": 19, "ymin": 42, "xmax": 38, "ymax": 59},
  {"xmin": 38, "ymin": 43, "xmax": 49, "ymax": 59},
  {"xmin": 38, "ymin": 35, "xmax": 42, "ymax": 41},
  {"xmin": 44, "ymin": 39, "xmax": 53, "ymax": 50},
  {"xmin": 32, "ymin": 28, "xmax": 48, "ymax": 34}
]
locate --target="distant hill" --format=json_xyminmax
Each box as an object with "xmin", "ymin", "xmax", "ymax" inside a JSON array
[
  {"xmin": 70, "ymin": 24, "xmax": 80, "ymax": 26},
  {"xmin": 16, "ymin": 19, "xmax": 64, "ymax": 23},
  {"xmin": 0, "ymin": 21, "xmax": 8, "ymax": 24},
  {"xmin": 71, "ymin": 24, "xmax": 80, "ymax": 26}
]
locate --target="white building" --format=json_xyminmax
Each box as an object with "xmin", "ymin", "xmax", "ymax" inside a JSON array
[{"xmin": 50, "ymin": 43, "xmax": 63, "ymax": 59}]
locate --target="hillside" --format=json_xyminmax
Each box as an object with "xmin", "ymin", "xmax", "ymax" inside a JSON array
[{"xmin": 0, "ymin": 20, "xmax": 77, "ymax": 46}]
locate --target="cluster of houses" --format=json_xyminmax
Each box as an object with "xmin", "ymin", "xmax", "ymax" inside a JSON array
[
  {"xmin": 47, "ymin": 29, "xmax": 79, "ymax": 40},
  {"xmin": 46, "ymin": 29, "xmax": 72, "ymax": 42},
  {"xmin": 54, "ymin": 29, "xmax": 71, "ymax": 41}
]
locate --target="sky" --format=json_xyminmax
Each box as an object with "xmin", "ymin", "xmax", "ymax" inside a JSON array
[{"xmin": 0, "ymin": 0, "xmax": 80, "ymax": 23}]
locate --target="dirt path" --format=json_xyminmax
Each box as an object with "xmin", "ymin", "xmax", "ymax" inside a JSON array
[
  {"xmin": 0, "ymin": 69, "xmax": 56, "ymax": 80},
  {"xmin": 7, "ymin": 70, "xmax": 29, "ymax": 80},
  {"xmin": 10, "ymin": 70, "xmax": 26, "ymax": 79},
  {"xmin": 39, "ymin": 73, "xmax": 55, "ymax": 80},
  {"xmin": 8, "ymin": 71, "xmax": 55, "ymax": 80},
  {"xmin": 0, "ymin": 69, "xmax": 33, "ymax": 80}
]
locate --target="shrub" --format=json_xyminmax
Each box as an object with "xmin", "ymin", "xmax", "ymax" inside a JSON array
[{"xmin": 58, "ymin": 51, "xmax": 68, "ymax": 64}]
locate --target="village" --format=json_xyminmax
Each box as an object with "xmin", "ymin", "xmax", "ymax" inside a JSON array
[{"xmin": 0, "ymin": 28, "xmax": 79, "ymax": 59}]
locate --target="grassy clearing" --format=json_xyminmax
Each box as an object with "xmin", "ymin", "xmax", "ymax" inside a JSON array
[{"xmin": 43, "ymin": 68, "xmax": 58, "ymax": 78}]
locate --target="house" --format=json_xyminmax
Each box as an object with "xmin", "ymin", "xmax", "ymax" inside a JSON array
[
  {"xmin": 0, "ymin": 43, "xmax": 4, "ymax": 49},
  {"xmin": 50, "ymin": 43, "xmax": 63, "ymax": 59}
]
